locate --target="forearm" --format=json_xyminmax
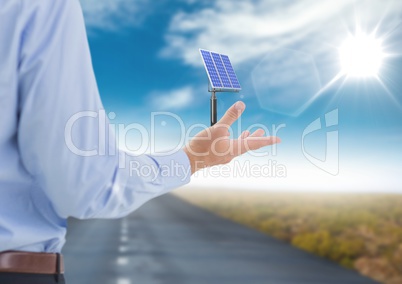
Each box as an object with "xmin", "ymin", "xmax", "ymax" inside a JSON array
[{"xmin": 89, "ymin": 150, "xmax": 192, "ymax": 219}]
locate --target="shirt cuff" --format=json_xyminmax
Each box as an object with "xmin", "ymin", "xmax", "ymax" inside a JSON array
[{"xmin": 148, "ymin": 149, "xmax": 192, "ymax": 194}]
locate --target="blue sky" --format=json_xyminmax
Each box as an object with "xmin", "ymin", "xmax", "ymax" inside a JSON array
[{"xmin": 79, "ymin": 0, "xmax": 402, "ymax": 192}]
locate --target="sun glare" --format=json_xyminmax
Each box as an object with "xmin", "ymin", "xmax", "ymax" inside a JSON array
[{"xmin": 339, "ymin": 33, "xmax": 384, "ymax": 77}]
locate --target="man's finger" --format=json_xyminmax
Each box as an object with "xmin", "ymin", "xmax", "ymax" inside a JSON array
[
  {"xmin": 249, "ymin": 129, "xmax": 265, "ymax": 137},
  {"xmin": 238, "ymin": 130, "xmax": 250, "ymax": 139},
  {"xmin": 234, "ymin": 136, "xmax": 281, "ymax": 156},
  {"xmin": 217, "ymin": 101, "xmax": 245, "ymax": 128},
  {"xmin": 237, "ymin": 129, "xmax": 263, "ymax": 141},
  {"xmin": 245, "ymin": 136, "xmax": 281, "ymax": 151}
]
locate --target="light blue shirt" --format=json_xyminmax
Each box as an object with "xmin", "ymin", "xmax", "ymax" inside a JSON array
[{"xmin": 0, "ymin": 0, "xmax": 191, "ymax": 253}]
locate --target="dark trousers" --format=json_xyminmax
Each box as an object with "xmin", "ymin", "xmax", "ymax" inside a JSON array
[{"xmin": 0, "ymin": 272, "xmax": 65, "ymax": 284}]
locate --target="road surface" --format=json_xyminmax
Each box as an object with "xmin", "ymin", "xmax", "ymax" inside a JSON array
[{"xmin": 63, "ymin": 194, "xmax": 377, "ymax": 284}]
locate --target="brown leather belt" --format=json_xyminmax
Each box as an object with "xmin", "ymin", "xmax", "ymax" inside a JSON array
[{"xmin": 0, "ymin": 251, "xmax": 64, "ymax": 274}]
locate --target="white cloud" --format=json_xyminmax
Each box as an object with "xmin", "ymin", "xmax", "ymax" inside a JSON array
[
  {"xmin": 151, "ymin": 86, "xmax": 194, "ymax": 110},
  {"xmin": 160, "ymin": 0, "xmax": 402, "ymax": 116},
  {"xmin": 79, "ymin": 0, "xmax": 149, "ymax": 31},
  {"xmin": 160, "ymin": 0, "xmax": 402, "ymax": 67}
]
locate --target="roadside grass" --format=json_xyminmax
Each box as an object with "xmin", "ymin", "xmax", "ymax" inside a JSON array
[{"xmin": 175, "ymin": 188, "xmax": 402, "ymax": 284}]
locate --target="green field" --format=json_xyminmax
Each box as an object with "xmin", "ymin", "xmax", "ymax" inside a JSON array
[{"xmin": 176, "ymin": 188, "xmax": 402, "ymax": 284}]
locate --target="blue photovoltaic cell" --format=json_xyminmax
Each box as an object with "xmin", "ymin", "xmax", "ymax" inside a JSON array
[
  {"xmin": 200, "ymin": 50, "xmax": 222, "ymax": 88},
  {"xmin": 211, "ymin": 52, "xmax": 232, "ymax": 88},
  {"xmin": 200, "ymin": 49, "xmax": 241, "ymax": 90},
  {"xmin": 221, "ymin": 54, "xmax": 241, "ymax": 89}
]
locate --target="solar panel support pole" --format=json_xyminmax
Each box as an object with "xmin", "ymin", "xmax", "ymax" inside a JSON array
[
  {"xmin": 200, "ymin": 49, "xmax": 241, "ymax": 126},
  {"xmin": 210, "ymin": 91, "xmax": 217, "ymax": 126}
]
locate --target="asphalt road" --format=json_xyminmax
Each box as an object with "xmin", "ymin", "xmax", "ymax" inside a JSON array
[{"xmin": 63, "ymin": 194, "xmax": 378, "ymax": 284}]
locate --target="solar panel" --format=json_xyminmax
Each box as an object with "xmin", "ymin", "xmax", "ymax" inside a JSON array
[
  {"xmin": 211, "ymin": 52, "xmax": 232, "ymax": 88},
  {"xmin": 200, "ymin": 50, "xmax": 222, "ymax": 88},
  {"xmin": 199, "ymin": 49, "xmax": 241, "ymax": 91},
  {"xmin": 221, "ymin": 55, "xmax": 241, "ymax": 89}
]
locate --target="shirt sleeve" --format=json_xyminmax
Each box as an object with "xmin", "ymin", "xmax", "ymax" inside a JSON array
[{"xmin": 17, "ymin": 0, "xmax": 191, "ymax": 219}]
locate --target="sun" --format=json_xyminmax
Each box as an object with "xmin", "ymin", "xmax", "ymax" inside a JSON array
[{"xmin": 339, "ymin": 33, "xmax": 384, "ymax": 77}]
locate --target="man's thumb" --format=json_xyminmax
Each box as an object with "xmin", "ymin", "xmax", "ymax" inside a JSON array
[{"xmin": 216, "ymin": 101, "xmax": 245, "ymax": 127}]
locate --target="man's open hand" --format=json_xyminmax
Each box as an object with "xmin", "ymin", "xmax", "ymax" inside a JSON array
[{"xmin": 183, "ymin": 101, "xmax": 281, "ymax": 174}]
